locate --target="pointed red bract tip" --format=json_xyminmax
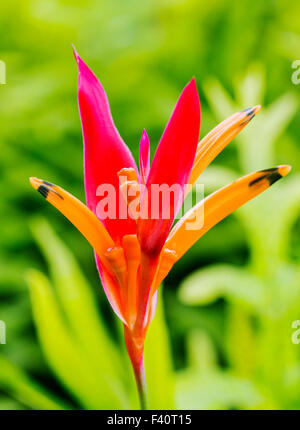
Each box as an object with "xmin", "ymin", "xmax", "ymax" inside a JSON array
[
  {"xmin": 141, "ymin": 129, "xmax": 148, "ymax": 142},
  {"xmin": 72, "ymin": 44, "xmax": 78, "ymax": 59},
  {"xmin": 73, "ymin": 48, "xmax": 98, "ymax": 86},
  {"xmin": 139, "ymin": 129, "xmax": 150, "ymax": 184},
  {"xmin": 188, "ymin": 76, "xmax": 197, "ymax": 88},
  {"xmin": 72, "ymin": 45, "xmax": 84, "ymax": 71},
  {"xmin": 137, "ymin": 77, "xmax": 201, "ymax": 257},
  {"xmin": 74, "ymin": 48, "xmax": 138, "ymax": 244}
]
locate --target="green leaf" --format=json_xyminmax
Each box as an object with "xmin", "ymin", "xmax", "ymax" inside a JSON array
[
  {"xmin": 194, "ymin": 165, "xmax": 236, "ymax": 194},
  {"xmin": 272, "ymin": 175, "xmax": 300, "ymax": 259},
  {"xmin": 235, "ymin": 64, "xmax": 265, "ymax": 107},
  {"xmin": 203, "ymin": 73, "xmax": 298, "ymax": 172},
  {"xmin": 0, "ymin": 353, "xmax": 68, "ymax": 410},
  {"xmin": 186, "ymin": 329, "xmax": 217, "ymax": 374},
  {"xmin": 26, "ymin": 268, "xmax": 127, "ymax": 409},
  {"xmin": 176, "ymin": 370, "xmax": 265, "ymax": 410},
  {"xmin": 239, "ymin": 92, "xmax": 298, "ymax": 171},
  {"xmin": 203, "ymin": 78, "xmax": 237, "ymax": 119},
  {"xmin": 145, "ymin": 291, "xmax": 175, "ymax": 409},
  {"xmin": 179, "ymin": 264, "xmax": 265, "ymax": 311},
  {"xmin": 29, "ymin": 218, "xmax": 126, "ymax": 386},
  {"xmin": 225, "ymin": 306, "xmax": 256, "ymax": 376}
]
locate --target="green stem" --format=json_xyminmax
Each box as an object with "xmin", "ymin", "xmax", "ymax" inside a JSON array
[
  {"xmin": 134, "ymin": 355, "xmax": 148, "ymax": 410},
  {"xmin": 124, "ymin": 325, "xmax": 148, "ymax": 410}
]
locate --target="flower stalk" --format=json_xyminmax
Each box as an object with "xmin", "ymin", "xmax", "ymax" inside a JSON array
[{"xmin": 124, "ymin": 326, "xmax": 148, "ymax": 409}]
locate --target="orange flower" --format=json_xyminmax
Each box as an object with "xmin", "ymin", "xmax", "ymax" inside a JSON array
[{"xmin": 30, "ymin": 50, "xmax": 291, "ymax": 408}]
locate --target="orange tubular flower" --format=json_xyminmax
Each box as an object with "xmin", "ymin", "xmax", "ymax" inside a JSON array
[{"xmin": 29, "ymin": 50, "xmax": 291, "ymax": 409}]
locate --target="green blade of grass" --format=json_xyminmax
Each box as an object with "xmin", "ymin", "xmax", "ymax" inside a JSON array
[
  {"xmin": 26, "ymin": 268, "xmax": 127, "ymax": 409},
  {"xmin": 30, "ymin": 218, "xmax": 129, "ymax": 400},
  {"xmin": 0, "ymin": 353, "xmax": 68, "ymax": 410},
  {"xmin": 179, "ymin": 264, "xmax": 265, "ymax": 312},
  {"xmin": 145, "ymin": 291, "xmax": 175, "ymax": 409}
]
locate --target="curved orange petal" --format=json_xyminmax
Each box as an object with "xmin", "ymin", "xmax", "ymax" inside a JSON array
[
  {"xmin": 189, "ymin": 106, "xmax": 261, "ymax": 187},
  {"xmin": 158, "ymin": 165, "xmax": 291, "ymax": 279},
  {"xmin": 29, "ymin": 178, "xmax": 114, "ymax": 271}
]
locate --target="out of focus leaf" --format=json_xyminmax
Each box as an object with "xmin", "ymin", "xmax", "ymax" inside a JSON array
[
  {"xmin": 225, "ymin": 306, "xmax": 256, "ymax": 376},
  {"xmin": 239, "ymin": 92, "xmax": 299, "ymax": 171},
  {"xmin": 203, "ymin": 78, "xmax": 237, "ymax": 119},
  {"xmin": 176, "ymin": 370, "xmax": 264, "ymax": 410},
  {"xmin": 0, "ymin": 353, "xmax": 67, "ymax": 410},
  {"xmin": 145, "ymin": 291, "xmax": 175, "ymax": 409},
  {"xmin": 179, "ymin": 264, "xmax": 265, "ymax": 311},
  {"xmin": 194, "ymin": 165, "xmax": 236, "ymax": 194},
  {"xmin": 0, "ymin": 397, "xmax": 24, "ymax": 410},
  {"xmin": 235, "ymin": 64, "xmax": 265, "ymax": 107},
  {"xmin": 30, "ymin": 217, "xmax": 127, "ymax": 384},
  {"xmin": 26, "ymin": 269, "xmax": 127, "ymax": 409},
  {"xmin": 186, "ymin": 329, "xmax": 217, "ymax": 374},
  {"xmin": 204, "ymin": 75, "xmax": 298, "ymax": 172}
]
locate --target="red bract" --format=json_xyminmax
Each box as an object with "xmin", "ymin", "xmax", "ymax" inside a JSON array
[
  {"xmin": 30, "ymin": 50, "xmax": 291, "ymax": 409},
  {"xmin": 75, "ymin": 51, "xmax": 138, "ymax": 243}
]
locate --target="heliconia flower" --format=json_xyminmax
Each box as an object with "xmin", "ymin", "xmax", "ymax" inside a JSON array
[{"xmin": 29, "ymin": 50, "xmax": 291, "ymax": 409}]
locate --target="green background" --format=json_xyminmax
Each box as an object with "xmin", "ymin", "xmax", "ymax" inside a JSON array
[{"xmin": 0, "ymin": 0, "xmax": 300, "ymax": 409}]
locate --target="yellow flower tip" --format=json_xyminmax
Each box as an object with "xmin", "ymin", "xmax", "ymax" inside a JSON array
[
  {"xmin": 29, "ymin": 177, "xmax": 43, "ymax": 190},
  {"xmin": 253, "ymin": 104, "xmax": 261, "ymax": 115},
  {"xmin": 278, "ymin": 164, "xmax": 292, "ymax": 177},
  {"xmin": 240, "ymin": 105, "xmax": 261, "ymax": 124},
  {"xmin": 29, "ymin": 177, "xmax": 59, "ymax": 200}
]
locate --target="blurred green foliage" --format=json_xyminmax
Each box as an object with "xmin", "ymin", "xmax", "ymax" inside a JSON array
[{"xmin": 0, "ymin": 0, "xmax": 299, "ymax": 409}]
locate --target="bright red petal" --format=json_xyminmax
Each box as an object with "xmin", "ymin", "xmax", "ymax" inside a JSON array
[
  {"xmin": 74, "ymin": 49, "xmax": 137, "ymax": 243},
  {"xmin": 139, "ymin": 129, "xmax": 150, "ymax": 184},
  {"xmin": 137, "ymin": 79, "xmax": 201, "ymax": 256}
]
